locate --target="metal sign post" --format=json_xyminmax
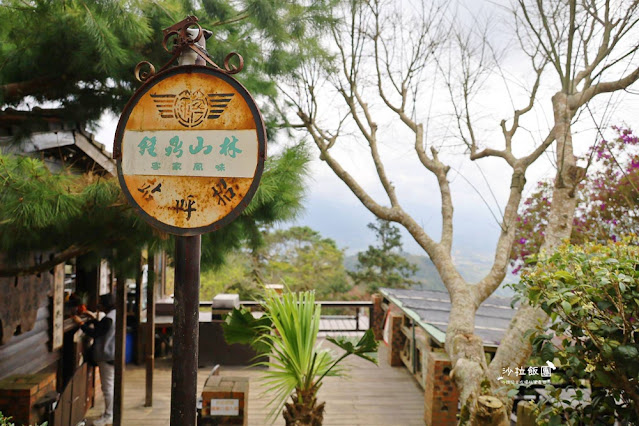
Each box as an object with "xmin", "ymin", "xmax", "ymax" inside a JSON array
[{"xmin": 113, "ymin": 16, "xmax": 266, "ymax": 426}]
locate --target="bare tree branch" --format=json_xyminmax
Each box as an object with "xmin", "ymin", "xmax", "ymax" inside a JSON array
[{"xmin": 572, "ymin": 65, "xmax": 639, "ymax": 108}]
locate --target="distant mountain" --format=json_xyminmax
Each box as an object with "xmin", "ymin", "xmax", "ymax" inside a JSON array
[
  {"xmin": 344, "ymin": 252, "xmax": 446, "ymax": 291},
  {"xmin": 344, "ymin": 252, "xmax": 516, "ymax": 296}
]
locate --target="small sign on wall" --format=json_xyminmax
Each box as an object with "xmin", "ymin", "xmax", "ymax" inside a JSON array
[
  {"xmin": 51, "ymin": 264, "xmax": 64, "ymax": 351},
  {"xmin": 210, "ymin": 399, "xmax": 239, "ymax": 416},
  {"xmin": 99, "ymin": 259, "xmax": 110, "ymax": 295}
]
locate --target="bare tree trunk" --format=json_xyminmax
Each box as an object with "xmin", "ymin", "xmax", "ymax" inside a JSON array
[
  {"xmin": 488, "ymin": 92, "xmax": 581, "ymax": 411},
  {"xmin": 445, "ymin": 294, "xmax": 510, "ymax": 425}
]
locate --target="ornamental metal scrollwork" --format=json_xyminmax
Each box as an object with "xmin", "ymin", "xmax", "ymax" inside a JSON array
[
  {"xmin": 134, "ymin": 61, "xmax": 156, "ymax": 83},
  {"xmin": 134, "ymin": 15, "xmax": 244, "ymax": 83}
]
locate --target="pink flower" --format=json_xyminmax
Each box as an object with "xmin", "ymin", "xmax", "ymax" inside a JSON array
[{"xmin": 519, "ymin": 238, "xmax": 527, "ymax": 244}]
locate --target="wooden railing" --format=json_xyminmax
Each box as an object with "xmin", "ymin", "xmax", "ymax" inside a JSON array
[{"xmin": 198, "ymin": 300, "xmax": 373, "ymax": 333}]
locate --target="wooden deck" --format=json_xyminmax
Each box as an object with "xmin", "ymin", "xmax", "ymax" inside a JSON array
[{"xmin": 87, "ymin": 342, "xmax": 425, "ymax": 426}]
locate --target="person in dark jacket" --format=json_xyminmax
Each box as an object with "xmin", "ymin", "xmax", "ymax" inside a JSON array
[{"xmin": 73, "ymin": 294, "xmax": 116, "ymax": 426}]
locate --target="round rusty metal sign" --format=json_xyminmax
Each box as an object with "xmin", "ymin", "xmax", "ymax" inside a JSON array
[{"xmin": 114, "ymin": 65, "xmax": 266, "ymax": 236}]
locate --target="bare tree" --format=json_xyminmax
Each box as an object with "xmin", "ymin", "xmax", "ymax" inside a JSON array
[{"xmin": 284, "ymin": 0, "xmax": 639, "ymax": 423}]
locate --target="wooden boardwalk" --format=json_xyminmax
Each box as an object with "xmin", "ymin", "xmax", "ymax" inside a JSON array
[{"xmin": 87, "ymin": 342, "xmax": 425, "ymax": 426}]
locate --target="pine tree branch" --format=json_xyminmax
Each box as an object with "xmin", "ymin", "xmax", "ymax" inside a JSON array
[
  {"xmin": 1, "ymin": 77, "xmax": 63, "ymax": 104},
  {"xmin": 211, "ymin": 12, "xmax": 250, "ymax": 27}
]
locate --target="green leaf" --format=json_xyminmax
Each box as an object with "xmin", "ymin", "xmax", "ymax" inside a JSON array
[
  {"xmin": 548, "ymin": 414, "xmax": 563, "ymax": 426},
  {"xmin": 561, "ymin": 300, "xmax": 572, "ymax": 315},
  {"xmin": 506, "ymin": 387, "xmax": 519, "ymax": 398},
  {"xmin": 615, "ymin": 345, "xmax": 639, "ymax": 361},
  {"xmin": 222, "ymin": 307, "xmax": 272, "ymax": 353},
  {"xmin": 528, "ymin": 288, "xmax": 541, "ymax": 304},
  {"xmin": 541, "ymin": 343, "xmax": 556, "ymax": 363},
  {"xmin": 553, "ymin": 270, "xmax": 574, "ymax": 282},
  {"xmin": 327, "ymin": 329, "xmax": 379, "ymax": 364},
  {"xmin": 594, "ymin": 370, "xmax": 611, "ymax": 386}
]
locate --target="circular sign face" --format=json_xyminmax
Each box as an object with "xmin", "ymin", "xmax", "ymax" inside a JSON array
[{"xmin": 114, "ymin": 65, "xmax": 266, "ymax": 236}]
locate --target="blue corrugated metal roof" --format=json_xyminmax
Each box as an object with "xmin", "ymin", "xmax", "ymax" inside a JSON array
[{"xmin": 380, "ymin": 288, "xmax": 516, "ymax": 348}]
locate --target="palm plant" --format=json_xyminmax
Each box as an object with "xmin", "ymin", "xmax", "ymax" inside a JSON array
[{"xmin": 223, "ymin": 290, "xmax": 378, "ymax": 426}]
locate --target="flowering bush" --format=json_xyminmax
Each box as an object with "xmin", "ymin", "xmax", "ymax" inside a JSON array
[
  {"xmin": 512, "ymin": 239, "xmax": 639, "ymax": 424},
  {"xmin": 511, "ymin": 126, "xmax": 639, "ymax": 272}
]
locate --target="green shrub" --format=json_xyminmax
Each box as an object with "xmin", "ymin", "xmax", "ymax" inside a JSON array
[
  {"xmin": 513, "ymin": 238, "xmax": 639, "ymax": 424},
  {"xmin": 0, "ymin": 411, "xmax": 14, "ymax": 426}
]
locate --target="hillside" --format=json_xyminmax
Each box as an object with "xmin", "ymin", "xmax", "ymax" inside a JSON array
[
  {"xmin": 344, "ymin": 252, "xmax": 446, "ymax": 291},
  {"xmin": 344, "ymin": 252, "xmax": 516, "ymax": 296}
]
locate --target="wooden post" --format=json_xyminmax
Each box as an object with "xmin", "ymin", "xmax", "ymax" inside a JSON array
[
  {"xmin": 160, "ymin": 251, "xmax": 167, "ymax": 298},
  {"xmin": 113, "ymin": 268, "xmax": 127, "ymax": 426},
  {"xmin": 134, "ymin": 254, "xmax": 144, "ymax": 364},
  {"xmin": 144, "ymin": 252, "xmax": 157, "ymax": 407},
  {"xmin": 170, "ymin": 31, "xmax": 203, "ymax": 426},
  {"xmin": 170, "ymin": 235, "xmax": 201, "ymax": 426}
]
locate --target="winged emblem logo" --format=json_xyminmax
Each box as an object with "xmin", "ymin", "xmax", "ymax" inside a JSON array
[{"xmin": 151, "ymin": 91, "xmax": 234, "ymax": 128}]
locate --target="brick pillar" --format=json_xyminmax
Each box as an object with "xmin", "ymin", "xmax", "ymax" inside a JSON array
[
  {"xmin": 371, "ymin": 294, "xmax": 384, "ymax": 340},
  {"xmin": 424, "ymin": 351, "xmax": 459, "ymax": 426},
  {"xmin": 0, "ymin": 373, "xmax": 56, "ymax": 426},
  {"xmin": 387, "ymin": 312, "xmax": 404, "ymax": 366}
]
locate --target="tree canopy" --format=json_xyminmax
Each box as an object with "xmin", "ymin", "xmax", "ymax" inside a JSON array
[
  {"xmin": 0, "ymin": 141, "xmax": 310, "ymax": 276},
  {"xmin": 199, "ymin": 225, "xmax": 350, "ymax": 300},
  {"xmin": 0, "ymin": 152, "xmax": 153, "ymax": 276},
  {"xmin": 0, "ymin": 0, "xmax": 333, "ymax": 276},
  {"xmin": 349, "ymin": 219, "xmax": 417, "ymax": 292},
  {"xmin": 0, "ymin": 0, "xmax": 333, "ymax": 129}
]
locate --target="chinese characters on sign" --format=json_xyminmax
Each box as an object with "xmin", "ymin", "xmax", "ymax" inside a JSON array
[
  {"xmin": 132, "ymin": 176, "xmax": 238, "ymax": 222},
  {"xmin": 51, "ymin": 264, "xmax": 64, "ymax": 351},
  {"xmin": 209, "ymin": 399, "xmax": 239, "ymax": 416},
  {"xmin": 497, "ymin": 361, "xmax": 557, "ymax": 385},
  {"xmin": 212, "ymin": 179, "xmax": 236, "ymax": 206},
  {"xmin": 123, "ymin": 130, "xmax": 258, "ymax": 178}
]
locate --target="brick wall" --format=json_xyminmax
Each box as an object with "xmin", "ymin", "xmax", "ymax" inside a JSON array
[
  {"xmin": 371, "ymin": 294, "xmax": 384, "ymax": 340},
  {"xmin": 0, "ymin": 372, "xmax": 56, "ymax": 426},
  {"xmin": 387, "ymin": 312, "xmax": 405, "ymax": 367},
  {"xmin": 423, "ymin": 351, "xmax": 459, "ymax": 426}
]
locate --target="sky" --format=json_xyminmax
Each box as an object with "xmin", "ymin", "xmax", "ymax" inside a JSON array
[{"xmin": 95, "ymin": 0, "xmax": 639, "ymax": 277}]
